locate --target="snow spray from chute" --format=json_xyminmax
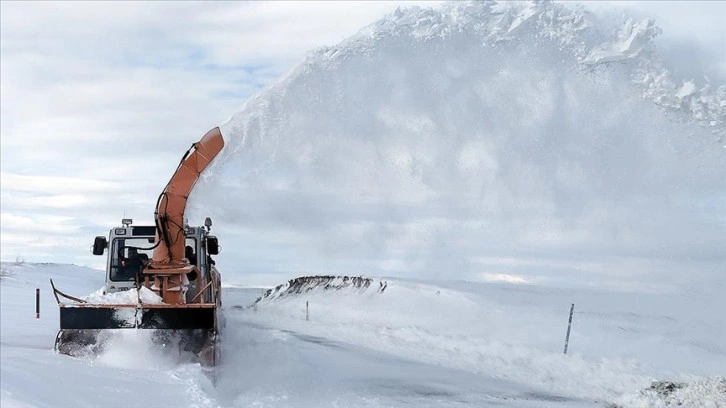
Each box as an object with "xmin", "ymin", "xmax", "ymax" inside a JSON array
[{"xmin": 193, "ymin": 1, "xmax": 726, "ymax": 288}]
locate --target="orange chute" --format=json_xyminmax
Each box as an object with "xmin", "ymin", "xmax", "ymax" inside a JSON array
[{"xmin": 149, "ymin": 127, "xmax": 224, "ymax": 266}]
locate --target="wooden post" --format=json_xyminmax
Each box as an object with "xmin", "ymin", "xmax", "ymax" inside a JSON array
[
  {"xmin": 563, "ymin": 303, "xmax": 575, "ymax": 355},
  {"xmin": 35, "ymin": 288, "xmax": 40, "ymax": 319}
]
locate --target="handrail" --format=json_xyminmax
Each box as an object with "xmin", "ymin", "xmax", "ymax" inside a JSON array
[{"xmin": 189, "ymin": 280, "xmax": 213, "ymax": 304}]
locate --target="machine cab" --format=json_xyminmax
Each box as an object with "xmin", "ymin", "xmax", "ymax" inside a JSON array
[{"xmin": 92, "ymin": 218, "xmax": 220, "ymax": 295}]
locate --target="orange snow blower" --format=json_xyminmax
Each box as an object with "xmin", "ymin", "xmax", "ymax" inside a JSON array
[{"xmin": 51, "ymin": 127, "xmax": 225, "ymax": 367}]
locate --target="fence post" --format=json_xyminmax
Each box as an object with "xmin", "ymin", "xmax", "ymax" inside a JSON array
[
  {"xmin": 563, "ymin": 303, "xmax": 575, "ymax": 355},
  {"xmin": 306, "ymin": 301, "xmax": 309, "ymax": 321},
  {"xmin": 36, "ymin": 288, "xmax": 40, "ymax": 319}
]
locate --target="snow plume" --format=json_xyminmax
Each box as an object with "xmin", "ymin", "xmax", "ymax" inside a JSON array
[
  {"xmin": 93, "ymin": 329, "xmax": 185, "ymax": 370},
  {"xmin": 582, "ymin": 17, "xmax": 725, "ymax": 143},
  {"xmin": 189, "ymin": 1, "xmax": 726, "ymax": 289}
]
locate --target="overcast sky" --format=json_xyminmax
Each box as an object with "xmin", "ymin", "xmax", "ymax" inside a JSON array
[{"xmin": 1, "ymin": 1, "xmax": 725, "ymax": 279}]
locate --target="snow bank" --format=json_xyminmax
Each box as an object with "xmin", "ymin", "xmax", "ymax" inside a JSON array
[
  {"xmin": 82, "ymin": 286, "xmax": 163, "ymax": 304},
  {"xmin": 613, "ymin": 378, "xmax": 726, "ymax": 408}
]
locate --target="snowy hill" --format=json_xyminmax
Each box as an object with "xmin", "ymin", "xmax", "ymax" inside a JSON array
[{"xmin": 188, "ymin": 0, "xmax": 726, "ymax": 291}]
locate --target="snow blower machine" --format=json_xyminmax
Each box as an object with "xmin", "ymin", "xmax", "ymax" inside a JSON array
[{"xmin": 51, "ymin": 127, "xmax": 225, "ymax": 367}]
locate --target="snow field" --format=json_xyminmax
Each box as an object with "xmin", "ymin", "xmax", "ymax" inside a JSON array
[{"xmin": 2, "ymin": 263, "xmax": 724, "ymax": 407}]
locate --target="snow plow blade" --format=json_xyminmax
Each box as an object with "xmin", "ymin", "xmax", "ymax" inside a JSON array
[
  {"xmin": 51, "ymin": 281, "xmax": 219, "ymax": 367},
  {"xmin": 58, "ymin": 304, "xmax": 216, "ymax": 329}
]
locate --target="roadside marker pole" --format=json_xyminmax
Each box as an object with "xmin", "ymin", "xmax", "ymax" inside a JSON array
[
  {"xmin": 306, "ymin": 301, "xmax": 309, "ymax": 321},
  {"xmin": 35, "ymin": 288, "xmax": 40, "ymax": 319},
  {"xmin": 563, "ymin": 303, "xmax": 574, "ymax": 355}
]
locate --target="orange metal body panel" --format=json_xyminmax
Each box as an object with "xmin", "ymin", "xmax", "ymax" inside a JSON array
[{"xmin": 140, "ymin": 127, "xmax": 224, "ymax": 305}]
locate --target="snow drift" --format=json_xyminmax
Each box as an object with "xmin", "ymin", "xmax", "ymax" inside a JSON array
[{"xmin": 188, "ymin": 1, "xmax": 726, "ymax": 290}]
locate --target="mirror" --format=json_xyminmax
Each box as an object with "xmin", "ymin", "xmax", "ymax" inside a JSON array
[
  {"xmin": 92, "ymin": 236, "xmax": 107, "ymax": 255},
  {"xmin": 204, "ymin": 217, "xmax": 213, "ymax": 229},
  {"xmin": 206, "ymin": 236, "xmax": 219, "ymax": 255}
]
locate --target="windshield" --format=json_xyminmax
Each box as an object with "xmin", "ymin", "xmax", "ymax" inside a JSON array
[
  {"xmin": 109, "ymin": 238, "xmax": 154, "ymax": 282},
  {"xmin": 109, "ymin": 237, "xmax": 198, "ymax": 281}
]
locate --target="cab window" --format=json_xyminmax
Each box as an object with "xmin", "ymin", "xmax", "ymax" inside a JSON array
[{"xmin": 109, "ymin": 238, "xmax": 153, "ymax": 282}]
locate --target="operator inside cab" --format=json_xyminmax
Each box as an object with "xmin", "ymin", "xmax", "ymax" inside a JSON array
[
  {"xmin": 119, "ymin": 247, "xmax": 144, "ymax": 281},
  {"xmin": 185, "ymin": 245, "xmax": 198, "ymax": 281},
  {"xmin": 185, "ymin": 245, "xmax": 197, "ymax": 266}
]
